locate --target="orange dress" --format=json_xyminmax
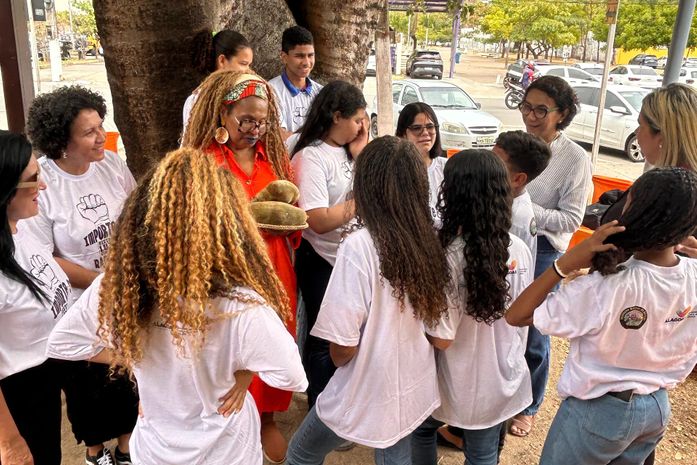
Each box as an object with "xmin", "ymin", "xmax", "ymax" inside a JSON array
[{"xmin": 207, "ymin": 141, "xmax": 300, "ymax": 412}]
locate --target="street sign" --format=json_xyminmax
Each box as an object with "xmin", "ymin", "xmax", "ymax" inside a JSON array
[
  {"xmin": 606, "ymin": 0, "xmax": 619, "ymax": 24},
  {"xmin": 32, "ymin": 0, "xmax": 46, "ymax": 21}
]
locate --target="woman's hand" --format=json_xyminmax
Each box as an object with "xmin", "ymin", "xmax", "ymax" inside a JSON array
[
  {"xmin": 348, "ymin": 116, "xmax": 369, "ymax": 158},
  {"xmin": 556, "ymin": 221, "xmax": 625, "ymax": 274},
  {"xmin": 217, "ymin": 370, "xmax": 255, "ymax": 417},
  {"xmin": 676, "ymin": 236, "xmax": 697, "ymax": 259},
  {"xmin": 0, "ymin": 436, "xmax": 33, "ymax": 465}
]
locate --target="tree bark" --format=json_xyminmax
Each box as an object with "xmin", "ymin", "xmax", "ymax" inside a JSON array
[{"xmin": 292, "ymin": 0, "xmax": 382, "ymax": 86}]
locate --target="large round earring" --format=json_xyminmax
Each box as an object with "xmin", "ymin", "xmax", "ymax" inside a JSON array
[{"xmin": 214, "ymin": 126, "xmax": 229, "ymax": 145}]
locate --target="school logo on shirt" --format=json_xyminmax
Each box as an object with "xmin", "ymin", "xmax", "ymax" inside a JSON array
[
  {"xmin": 619, "ymin": 306, "xmax": 647, "ymax": 330},
  {"xmin": 508, "ymin": 259, "xmax": 528, "ymax": 276},
  {"xmin": 664, "ymin": 305, "xmax": 697, "ymax": 323},
  {"xmin": 293, "ymin": 106, "xmax": 307, "ymax": 126},
  {"xmin": 529, "ymin": 218, "xmax": 537, "ymax": 237},
  {"xmin": 341, "ymin": 160, "xmax": 353, "ymax": 180}
]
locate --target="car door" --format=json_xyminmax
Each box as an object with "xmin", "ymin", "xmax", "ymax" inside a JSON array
[
  {"xmin": 568, "ymin": 67, "xmax": 596, "ymax": 84},
  {"xmin": 570, "ymin": 86, "xmax": 599, "ymax": 142},
  {"xmin": 396, "ymin": 84, "xmax": 419, "ymax": 126},
  {"xmin": 599, "ymin": 91, "xmax": 629, "ymax": 148},
  {"xmin": 391, "ymin": 83, "xmax": 404, "ymax": 124}
]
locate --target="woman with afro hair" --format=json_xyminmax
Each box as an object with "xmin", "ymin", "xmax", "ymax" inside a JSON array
[{"xmin": 25, "ymin": 85, "xmax": 138, "ymax": 465}]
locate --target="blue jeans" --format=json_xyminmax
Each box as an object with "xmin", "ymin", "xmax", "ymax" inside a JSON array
[
  {"xmin": 540, "ymin": 390, "xmax": 670, "ymax": 465},
  {"xmin": 411, "ymin": 416, "xmax": 504, "ymax": 465},
  {"xmin": 521, "ymin": 235, "xmax": 561, "ymax": 416},
  {"xmin": 287, "ymin": 406, "xmax": 412, "ymax": 465}
]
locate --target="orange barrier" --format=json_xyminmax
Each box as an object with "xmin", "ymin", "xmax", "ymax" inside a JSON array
[
  {"xmin": 591, "ymin": 175, "xmax": 633, "ymax": 203},
  {"xmin": 105, "ymin": 131, "xmax": 120, "ymax": 154},
  {"xmin": 446, "ymin": 148, "xmax": 460, "ymax": 158},
  {"xmin": 569, "ymin": 175, "xmax": 634, "ymax": 249}
]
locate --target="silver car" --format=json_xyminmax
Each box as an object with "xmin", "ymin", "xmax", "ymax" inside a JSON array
[
  {"xmin": 369, "ymin": 80, "xmax": 502, "ymax": 150},
  {"xmin": 566, "ymin": 83, "xmax": 650, "ymax": 162}
]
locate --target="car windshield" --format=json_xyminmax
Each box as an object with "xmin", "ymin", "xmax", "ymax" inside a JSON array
[
  {"xmin": 633, "ymin": 68, "xmax": 657, "ymax": 76},
  {"xmin": 416, "ymin": 52, "xmax": 441, "ymax": 60},
  {"xmin": 618, "ymin": 90, "xmax": 649, "ymax": 112},
  {"xmin": 420, "ymin": 87, "xmax": 477, "ymax": 109}
]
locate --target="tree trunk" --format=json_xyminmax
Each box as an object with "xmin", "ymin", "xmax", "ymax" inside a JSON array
[
  {"xmin": 292, "ymin": 0, "xmax": 382, "ymax": 86},
  {"xmin": 94, "ymin": 0, "xmax": 295, "ymax": 178}
]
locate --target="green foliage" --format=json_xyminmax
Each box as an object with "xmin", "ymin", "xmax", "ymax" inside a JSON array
[
  {"xmin": 389, "ymin": 11, "xmax": 453, "ymax": 44},
  {"xmin": 56, "ymin": 0, "xmax": 98, "ymax": 37}
]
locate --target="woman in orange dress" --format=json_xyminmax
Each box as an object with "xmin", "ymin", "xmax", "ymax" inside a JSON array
[{"xmin": 182, "ymin": 70, "xmax": 299, "ymax": 463}]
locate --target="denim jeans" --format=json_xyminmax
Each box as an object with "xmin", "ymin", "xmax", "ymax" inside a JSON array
[
  {"xmin": 287, "ymin": 406, "xmax": 412, "ymax": 465},
  {"xmin": 411, "ymin": 416, "xmax": 504, "ymax": 465},
  {"xmin": 521, "ymin": 235, "xmax": 561, "ymax": 416},
  {"xmin": 540, "ymin": 390, "xmax": 670, "ymax": 465}
]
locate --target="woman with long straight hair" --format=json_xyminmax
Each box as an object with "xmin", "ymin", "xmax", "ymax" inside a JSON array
[{"xmin": 0, "ymin": 130, "xmax": 71, "ymax": 465}]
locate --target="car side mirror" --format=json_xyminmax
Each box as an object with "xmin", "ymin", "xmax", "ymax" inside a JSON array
[
  {"xmin": 609, "ymin": 105, "xmax": 630, "ymax": 115},
  {"xmin": 475, "ymin": 102, "xmax": 482, "ymax": 109}
]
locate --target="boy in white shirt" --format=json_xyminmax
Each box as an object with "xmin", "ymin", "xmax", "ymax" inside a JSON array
[
  {"xmin": 493, "ymin": 130, "xmax": 551, "ymax": 274},
  {"xmin": 268, "ymin": 26, "xmax": 323, "ymax": 140}
]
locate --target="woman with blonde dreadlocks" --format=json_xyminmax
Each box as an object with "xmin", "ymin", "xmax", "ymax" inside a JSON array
[
  {"xmin": 46, "ymin": 147, "xmax": 308, "ymax": 465},
  {"xmin": 181, "ymin": 69, "xmax": 300, "ymax": 462}
]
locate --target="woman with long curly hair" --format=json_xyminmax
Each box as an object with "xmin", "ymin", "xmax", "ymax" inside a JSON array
[
  {"xmin": 47, "ymin": 147, "xmax": 307, "ymax": 465},
  {"xmin": 286, "ymin": 136, "xmax": 449, "ymax": 465},
  {"xmin": 506, "ymin": 167, "xmax": 697, "ymax": 465},
  {"xmin": 182, "ymin": 69, "xmax": 299, "ymax": 462},
  {"xmin": 25, "ymin": 85, "xmax": 137, "ymax": 465},
  {"xmin": 410, "ymin": 149, "xmax": 534, "ymax": 465}
]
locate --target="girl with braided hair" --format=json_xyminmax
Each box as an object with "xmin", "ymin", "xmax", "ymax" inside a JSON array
[
  {"xmin": 286, "ymin": 136, "xmax": 449, "ymax": 465},
  {"xmin": 47, "ymin": 147, "xmax": 307, "ymax": 465},
  {"xmin": 182, "ymin": 69, "xmax": 299, "ymax": 462},
  {"xmin": 506, "ymin": 167, "xmax": 697, "ymax": 465}
]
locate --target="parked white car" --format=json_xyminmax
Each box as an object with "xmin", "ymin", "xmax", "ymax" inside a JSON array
[
  {"xmin": 679, "ymin": 67, "xmax": 697, "ymax": 87},
  {"xmin": 534, "ymin": 65, "xmax": 599, "ymax": 85},
  {"xmin": 608, "ymin": 65, "xmax": 662, "ymax": 89},
  {"xmin": 369, "ymin": 80, "xmax": 502, "ymax": 150},
  {"xmin": 566, "ymin": 83, "xmax": 650, "ymax": 162},
  {"xmin": 573, "ymin": 63, "xmax": 605, "ymax": 78}
]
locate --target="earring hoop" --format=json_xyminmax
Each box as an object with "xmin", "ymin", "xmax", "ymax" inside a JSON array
[{"xmin": 215, "ymin": 126, "xmax": 230, "ymax": 144}]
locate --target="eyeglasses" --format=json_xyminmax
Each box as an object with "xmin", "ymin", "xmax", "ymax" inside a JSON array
[
  {"xmin": 233, "ymin": 115, "xmax": 268, "ymax": 135},
  {"xmin": 518, "ymin": 102, "xmax": 559, "ymax": 119},
  {"xmin": 16, "ymin": 172, "xmax": 42, "ymax": 189},
  {"xmin": 407, "ymin": 123, "xmax": 439, "ymax": 134}
]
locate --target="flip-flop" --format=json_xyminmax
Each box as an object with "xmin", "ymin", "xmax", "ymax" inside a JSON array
[{"xmin": 508, "ymin": 414, "xmax": 534, "ymax": 437}]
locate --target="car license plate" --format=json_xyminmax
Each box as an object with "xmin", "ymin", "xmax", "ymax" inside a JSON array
[{"xmin": 477, "ymin": 136, "xmax": 495, "ymax": 145}]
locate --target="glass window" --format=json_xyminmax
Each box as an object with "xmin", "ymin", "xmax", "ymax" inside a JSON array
[
  {"xmin": 604, "ymin": 92, "xmax": 625, "ymax": 110},
  {"xmin": 547, "ymin": 68, "xmax": 564, "ymax": 77},
  {"xmin": 569, "ymin": 68, "xmax": 592, "ymax": 79},
  {"xmin": 392, "ymin": 84, "xmax": 403, "ymax": 104},
  {"xmin": 617, "ymin": 90, "xmax": 650, "ymax": 112},
  {"xmin": 401, "ymin": 86, "xmax": 419, "ymax": 105},
  {"xmin": 420, "ymin": 86, "xmax": 477, "ymax": 109},
  {"xmin": 574, "ymin": 87, "xmax": 598, "ymax": 106},
  {"xmin": 610, "ymin": 67, "xmax": 621, "ymax": 75},
  {"xmin": 633, "ymin": 67, "xmax": 657, "ymax": 76}
]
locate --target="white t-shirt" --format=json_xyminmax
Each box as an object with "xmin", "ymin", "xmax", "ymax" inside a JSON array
[
  {"xmin": 291, "ymin": 141, "xmax": 354, "ymax": 266},
  {"xmin": 428, "ymin": 156, "xmax": 447, "ymax": 229},
  {"xmin": 0, "ymin": 225, "xmax": 71, "ymax": 379},
  {"xmin": 534, "ymin": 256, "xmax": 697, "ymax": 400},
  {"xmin": 47, "ymin": 276, "xmax": 308, "ymax": 465},
  {"xmin": 182, "ymin": 91, "xmax": 197, "ymax": 134},
  {"xmin": 427, "ymin": 234, "xmax": 533, "ymax": 429},
  {"xmin": 26, "ymin": 152, "xmax": 136, "ymax": 303},
  {"xmin": 311, "ymin": 228, "xmax": 440, "ymax": 448},
  {"xmin": 511, "ymin": 190, "xmax": 537, "ymax": 272},
  {"xmin": 268, "ymin": 73, "xmax": 323, "ymax": 132}
]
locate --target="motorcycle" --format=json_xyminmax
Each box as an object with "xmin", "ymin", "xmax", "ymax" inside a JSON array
[{"xmin": 504, "ymin": 83, "xmax": 524, "ymax": 110}]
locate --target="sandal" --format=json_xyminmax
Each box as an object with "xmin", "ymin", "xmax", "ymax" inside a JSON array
[{"xmin": 508, "ymin": 414, "xmax": 534, "ymax": 437}]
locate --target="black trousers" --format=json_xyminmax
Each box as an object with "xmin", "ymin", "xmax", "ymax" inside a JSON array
[
  {"xmin": 0, "ymin": 359, "xmax": 62, "ymax": 465},
  {"xmin": 294, "ymin": 239, "xmax": 335, "ymax": 408}
]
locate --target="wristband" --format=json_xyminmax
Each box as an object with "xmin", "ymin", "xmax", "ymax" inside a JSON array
[{"xmin": 552, "ymin": 259, "xmax": 568, "ymax": 279}]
